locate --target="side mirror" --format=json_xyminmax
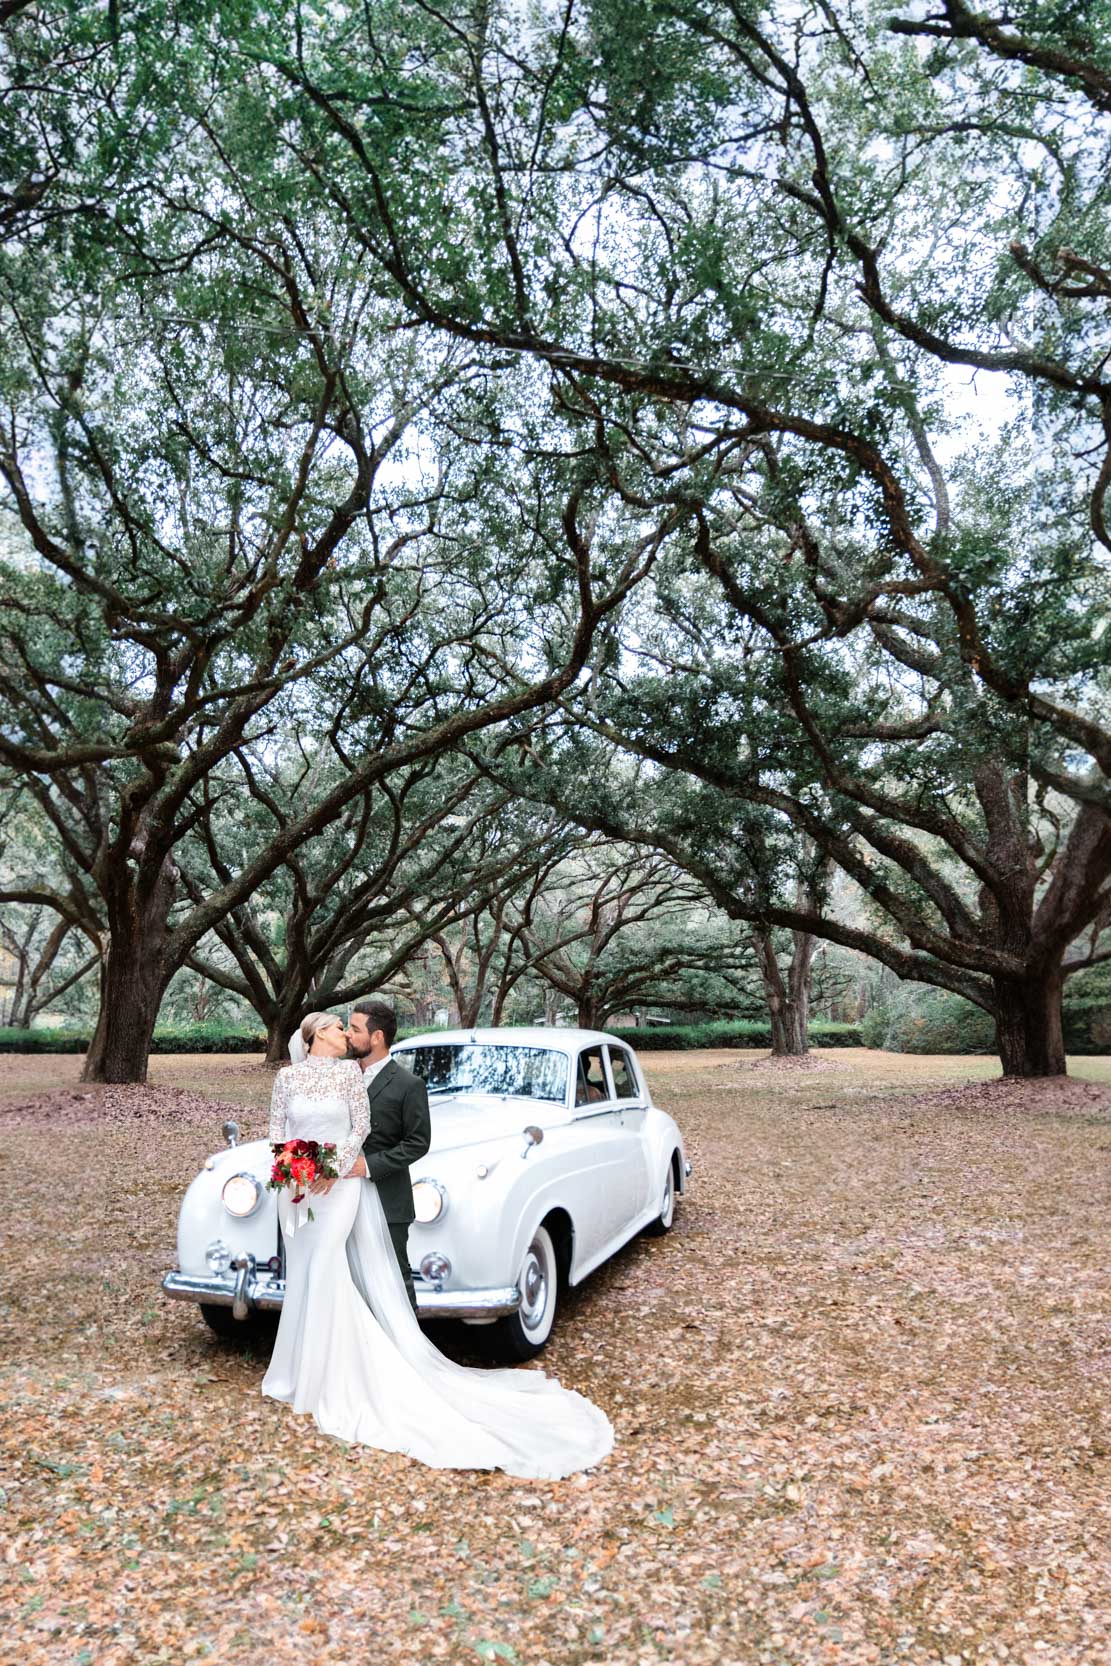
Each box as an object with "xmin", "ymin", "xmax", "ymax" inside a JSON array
[
  {"xmin": 222, "ymin": 1119, "xmax": 240, "ymax": 1148},
  {"xmin": 521, "ymin": 1125, "xmax": 544, "ymax": 1159}
]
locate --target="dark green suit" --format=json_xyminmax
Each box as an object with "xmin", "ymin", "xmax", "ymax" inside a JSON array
[{"xmin": 360, "ymin": 1058, "xmax": 431, "ymax": 1313}]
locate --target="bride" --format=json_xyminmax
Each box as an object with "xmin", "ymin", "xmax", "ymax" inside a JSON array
[{"xmin": 261, "ymin": 1011, "xmax": 614, "ymax": 1479}]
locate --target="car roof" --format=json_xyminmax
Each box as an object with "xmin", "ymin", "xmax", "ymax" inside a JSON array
[{"xmin": 395, "ymin": 1026, "xmax": 636, "ymax": 1057}]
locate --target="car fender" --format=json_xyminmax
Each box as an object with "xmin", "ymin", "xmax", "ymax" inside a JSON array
[
  {"xmin": 408, "ymin": 1134, "xmax": 585, "ymax": 1289},
  {"xmin": 176, "ymin": 1138, "xmax": 275, "ymax": 1277},
  {"xmin": 642, "ymin": 1105, "xmax": 688, "ymax": 1195}
]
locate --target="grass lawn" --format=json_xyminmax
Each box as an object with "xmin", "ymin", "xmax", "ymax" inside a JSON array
[{"xmin": 1, "ymin": 1047, "xmax": 1108, "ymax": 1666}]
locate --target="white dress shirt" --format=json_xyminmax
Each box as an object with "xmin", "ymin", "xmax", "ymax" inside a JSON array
[{"xmin": 361, "ymin": 1053, "xmax": 391, "ymax": 1090}]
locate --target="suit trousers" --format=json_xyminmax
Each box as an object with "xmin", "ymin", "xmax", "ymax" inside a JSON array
[{"xmin": 388, "ymin": 1219, "xmax": 419, "ymax": 1315}]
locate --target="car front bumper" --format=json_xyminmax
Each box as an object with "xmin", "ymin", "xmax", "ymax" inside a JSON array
[{"xmin": 161, "ymin": 1259, "xmax": 522, "ymax": 1323}]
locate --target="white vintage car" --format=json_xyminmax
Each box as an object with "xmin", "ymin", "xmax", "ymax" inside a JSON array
[{"xmin": 162, "ymin": 1027, "xmax": 691, "ymax": 1357}]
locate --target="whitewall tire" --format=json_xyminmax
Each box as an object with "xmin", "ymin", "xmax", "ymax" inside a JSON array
[
  {"xmin": 644, "ymin": 1158, "xmax": 677, "ymax": 1237},
  {"xmin": 493, "ymin": 1223, "xmax": 560, "ymax": 1360}
]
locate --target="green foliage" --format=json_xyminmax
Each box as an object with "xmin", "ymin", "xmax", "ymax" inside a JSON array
[
  {"xmin": 859, "ymin": 991, "xmax": 997, "ymax": 1055},
  {"xmin": 1062, "ymin": 964, "xmax": 1111, "ymax": 1054},
  {"xmin": 862, "ymin": 971, "xmax": 1111, "ymax": 1055},
  {"xmin": 0, "ymin": 1021, "xmax": 451, "ymax": 1055},
  {"xmin": 0, "ymin": 1029, "xmax": 92, "ymax": 1055},
  {"xmin": 0, "ymin": 1023, "xmax": 266, "ymax": 1054},
  {"xmin": 0, "ymin": 1018, "xmax": 863, "ymax": 1054},
  {"xmin": 4, "ymin": 0, "xmax": 1111, "ymax": 1085},
  {"xmin": 607, "ymin": 1020, "xmax": 863, "ymax": 1050}
]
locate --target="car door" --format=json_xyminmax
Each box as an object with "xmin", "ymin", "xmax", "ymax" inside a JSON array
[
  {"xmin": 566, "ymin": 1043, "xmax": 630, "ymax": 1270},
  {"xmin": 605, "ymin": 1043, "xmax": 655, "ymax": 1215}
]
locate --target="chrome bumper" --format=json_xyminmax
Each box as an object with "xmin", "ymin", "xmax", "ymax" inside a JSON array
[{"xmin": 161, "ymin": 1262, "xmax": 522, "ymax": 1322}]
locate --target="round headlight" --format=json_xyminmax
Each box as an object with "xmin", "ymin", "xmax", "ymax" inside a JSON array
[
  {"xmin": 206, "ymin": 1239, "xmax": 232, "ymax": 1274},
  {"xmin": 221, "ymin": 1173, "xmax": 262, "ymax": 1218},
  {"xmin": 412, "ymin": 1178, "xmax": 448, "ymax": 1224}
]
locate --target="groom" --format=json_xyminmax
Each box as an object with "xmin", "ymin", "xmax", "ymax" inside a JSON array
[{"xmin": 340, "ymin": 998, "xmax": 430, "ymax": 1315}]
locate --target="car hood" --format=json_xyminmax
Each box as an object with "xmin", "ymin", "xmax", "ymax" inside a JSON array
[
  {"xmin": 196, "ymin": 1096, "xmax": 569, "ymax": 1177},
  {"xmin": 424, "ymin": 1093, "xmax": 568, "ymax": 1155}
]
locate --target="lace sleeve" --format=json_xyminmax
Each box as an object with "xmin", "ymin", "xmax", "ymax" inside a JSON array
[
  {"xmin": 269, "ymin": 1069, "xmax": 290, "ymax": 1146},
  {"xmin": 334, "ymin": 1062, "xmax": 370, "ymax": 1178}
]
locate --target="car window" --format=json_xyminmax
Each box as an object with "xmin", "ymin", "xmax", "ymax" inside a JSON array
[
  {"xmin": 607, "ymin": 1046, "xmax": 640, "ymax": 1101},
  {"xmin": 399, "ymin": 1044, "xmax": 569, "ymax": 1104},
  {"xmin": 574, "ymin": 1046, "xmax": 610, "ymax": 1107}
]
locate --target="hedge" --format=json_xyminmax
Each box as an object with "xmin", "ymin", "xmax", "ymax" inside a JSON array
[
  {"xmin": 9, "ymin": 990, "xmax": 1108, "ymax": 1057},
  {"xmin": 861, "ymin": 972, "xmax": 1111, "ymax": 1056},
  {"xmin": 1062, "ymin": 963, "xmax": 1111, "ymax": 1054},
  {"xmin": 606, "ymin": 1020, "xmax": 864, "ymax": 1050},
  {"xmin": 0, "ymin": 1024, "xmax": 267, "ymax": 1055},
  {"xmin": 0, "ymin": 1018, "xmax": 866, "ymax": 1054},
  {"xmin": 859, "ymin": 992, "xmax": 997, "ymax": 1055}
]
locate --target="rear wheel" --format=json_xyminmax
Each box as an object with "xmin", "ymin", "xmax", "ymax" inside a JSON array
[
  {"xmin": 643, "ymin": 1157, "xmax": 677, "ymax": 1236},
  {"xmin": 491, "ymin": 1224, "xmax": 560, "ymax": 1360}
]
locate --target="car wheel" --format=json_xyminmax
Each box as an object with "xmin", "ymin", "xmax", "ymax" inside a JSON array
[
  {"xmin": 643, "ymin": 1157, "xmax": 677, "ymax": 1236},
  {"xmin": 199, "ymin": 1302, "xmax": 270, "ymax": 1342},
  {"xmin": 492, "ymin": 1224, "xmax": 560, "ymax": 1360}
]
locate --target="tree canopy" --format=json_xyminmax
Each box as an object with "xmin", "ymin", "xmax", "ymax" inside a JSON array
[{"xmin": 1, "ymin": 0, "xmax": 1108, "ymax": 1077}]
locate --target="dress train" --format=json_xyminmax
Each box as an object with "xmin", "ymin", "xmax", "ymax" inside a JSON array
[{"xmin": 260, "ymin": 1077, "xmax": 614, "ymax": 1480}]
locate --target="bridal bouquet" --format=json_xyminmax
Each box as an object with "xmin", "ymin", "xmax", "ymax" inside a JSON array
[{"xmin": 268, "ymin": 1138, "xmax": 339, "ymax": 1222}]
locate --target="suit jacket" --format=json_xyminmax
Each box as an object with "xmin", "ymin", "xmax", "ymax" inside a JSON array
[{"xmin": 360, "ymin": 1058, "xmax": 431, "ymax": 1224}]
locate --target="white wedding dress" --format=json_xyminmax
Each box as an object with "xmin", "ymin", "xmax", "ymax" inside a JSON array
[{"xmin": 260, "ymin": 1055, "xmax": 614, "ymax": 1479}]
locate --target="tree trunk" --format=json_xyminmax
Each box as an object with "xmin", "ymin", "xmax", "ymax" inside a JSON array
[
  {"xmin": 265, "ymin": 1015, "xmax": 291, "ymax": 1066},
  {"xmin": 191, "ymin": 975, "xmax": 214, "ymax": 1024},
  {"xmin": 8, "ymin": 989, "xmax": 32, "ymax": 1030},
  {"xmin": 414, "ymin": 995, "xmax": 438, "ymax": 1027},
  {"xmin": 3, "ymin": 943, "xmax": 30, "ymax": 1028},
  {"xmin": 577, "ymin": 993, "xmax": 601, "ymax": 1029},
  {"xmin": 785, "ymin": 926, "xmax": 815, "ymax": 1051},
  {"xmin": 491, "ymin": 978, "xmax": 513, "ymax": 1026},
  {"xmin": 752, "ymin": 927, "xmax": 810, "ymax": 1056},
  {"xmin": 81, "ymin": 856, "xmax": 178, "ymax": 1084},
  {"xmin": 771, "ymin": 993, "xmax": 809, "ymax": 1055},
  {"xmin": 81, "ymin": 941, "xmax": 168, "ymax": 1083},
  {"xmin": 265, "ymin": 983, "xmax": 320, "ymax": 1063},
  {"xmin": 992, "ymin": 966, "xmax": 1067, "ymax": 1077},
  {"xmin": 458, "ymin": 992, "xmax": 483, "ymax": 1027}
]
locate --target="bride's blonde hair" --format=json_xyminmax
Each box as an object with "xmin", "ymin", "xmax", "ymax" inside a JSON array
[{"xmin": 301, "ymin": 1011, "xmax": 342, "ymax": 1052}]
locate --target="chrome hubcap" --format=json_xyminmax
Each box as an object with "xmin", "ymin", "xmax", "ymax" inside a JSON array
[
  {"xmin": 520, "ymin": 1246, "xmax": 548, "ymax": 1329},
  {"xmin": 661, "ymin": 1176, "xmax": 673, "ymax": 1219}
]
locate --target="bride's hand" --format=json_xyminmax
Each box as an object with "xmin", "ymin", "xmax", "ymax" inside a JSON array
[{"xmin": 310, "ymin": 1177, "xmax": 336, "ymax": 1197}]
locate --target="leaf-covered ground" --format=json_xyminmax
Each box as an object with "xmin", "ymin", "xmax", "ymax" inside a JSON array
[{"xmin": 2, "ymin": 1047, "xmax": 1109, "ymax": 1666}]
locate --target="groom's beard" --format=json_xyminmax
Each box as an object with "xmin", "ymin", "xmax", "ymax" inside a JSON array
[{"xmin": 345, "ymin": 1038, "xmax": 371, "ymax": 1060}]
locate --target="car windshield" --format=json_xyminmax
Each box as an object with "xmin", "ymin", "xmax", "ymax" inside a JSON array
[{"xmin": 398, "ymin": 1043, "xmax": 569, "ymax": 1104}]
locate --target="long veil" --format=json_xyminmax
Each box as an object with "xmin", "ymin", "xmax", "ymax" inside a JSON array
[{"xmin": 343, "ymin": 1180, "xmax": 614, "ymax": 1478}]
